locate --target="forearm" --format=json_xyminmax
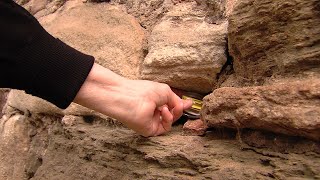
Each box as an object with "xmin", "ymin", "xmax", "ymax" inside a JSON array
[
  {"xmin": 73, "ymin": 63, "xmax": 132, "ymax": 120},
  {"xmin": 0, "ymin": 0, "xmax": 94, "ymax": 108}
]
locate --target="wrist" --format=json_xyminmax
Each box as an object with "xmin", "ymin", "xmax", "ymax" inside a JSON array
[{"xmin": 73, "ymin": 63, "xmax": 129, "ymax": 118}]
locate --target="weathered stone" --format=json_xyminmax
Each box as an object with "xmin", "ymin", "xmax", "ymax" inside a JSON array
[
  {"xmin": 18, "ymin": 0, "xmax": 67, "ymax": 18},
  {"xmin": 6, "ymin": 90, "xmax": 63, "ymax": 115},
  {"xmin": 61, "ymin": 115, "xmax": 80, "ymax": 126},
  {"xmin": 0, "ymin": 114, "xmax": 31, "ymax": 180},
  {"xmin": 141, "ymin": 2, "xmax": 227, "ymax": 93},
  {"xmin": 225, "ymin": 0, "xmax": 238, "ymax": 17},
  {"xmin": 228, "ymin": 0, "xmax": 320, "ymax": 86},
  {"xmin": 6, "ymin": 90, "xmax": 109, "ymax": 120},
  {"xmin": 112, "ymin": 0, "xmax": 173, "ymax": 30},
  {"xmin": 201, "ymin": 79, "xmax": 320, "ymax": 140},
  {"xmin": 39, "ymin": 1, "xmax": 146, "ymax": 79},
  {"xmin": 183, "ymin": 119, "xmax": 208, "ymax": 136},
  {"xmin": 63, "ymin": 103, "xmax": 99, "ymax": 116},
  {"xmin": 0, "ymin": 89, "xmax": 9, "ymax": 118}
]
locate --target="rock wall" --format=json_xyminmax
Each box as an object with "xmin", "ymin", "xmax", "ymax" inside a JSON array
[
  {"xmin": 202, "ymin": 0, "xmax": 320, "ymax": 141},
  {"xmin": 228, "ymin": 0, "xmax": 320, "ymax": 85},
  {"xmin": 0, "ymin": 0, "xmax": 319, "ymax": 179}
]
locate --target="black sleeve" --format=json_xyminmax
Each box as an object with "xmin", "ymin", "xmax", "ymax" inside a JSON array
[{"xmin": 0, "ymin": 0, "xmax": 95, "ymax": 109}]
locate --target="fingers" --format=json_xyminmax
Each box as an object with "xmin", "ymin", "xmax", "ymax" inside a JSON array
[
  {"xmin": 183, "ymin": 99, "xmax": 193, "ymax": 110},
  {"xmin": 161, "ymin": 106, "xmax": 173, "ymax": 131},
  {"xmin": 157, "ymin": 84, "xmax": 194, "ymax": 122},
  {"xmin": 151, "ymin": 83, "xmax": 195, "ymax": 136},
  {"xmin": 154, "ymin": 106, "xmax": 173, "ymax": 136},
  {"xmin": 171, "ymin": 101, "xmax": 184, "ymax": 122},
  {"xmin": 167, "ymin": 92, "xmax": 184, "ymax": 120}
]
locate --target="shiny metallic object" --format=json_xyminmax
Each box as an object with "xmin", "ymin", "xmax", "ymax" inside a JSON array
[{"xmin": 182, "ymin": 92, "xmax": 203, "ymax": 119}]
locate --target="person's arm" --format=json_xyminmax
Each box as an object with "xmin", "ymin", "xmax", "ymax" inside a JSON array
[
  {"xmin": 0, "ymin": 0, "xmax": 192, "ymax": 136},
  {"xmin": 74, "ymin": 63, "xmax": 193, "ymax": 137},
  {"xmin": 0, "ymin": 0, "xmax": 94, "ymax": 108}
]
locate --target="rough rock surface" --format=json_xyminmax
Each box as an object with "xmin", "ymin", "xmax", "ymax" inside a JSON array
[
  {"xmin": 0, "ymin": 89, "xmax": 9, "ymax": 118},
  {"xmin": 201, "ymin": 0, "xmax": 320, "ymax": 140},
  {"xmin": 202, "ymin": 79, "xmax": 320, "ymax": 141},
  {"xmin": 141, "ymin": 1, "xmax": 228, "ymax": 93},
  {"xmin": 1, "ymin": 109, "xmax": 319, "ymax": 180},
  {"xmin": 39, "ymin": 0, "xmax": 146, "ymax": 79},
  {"xmin": 0, "ymin": 114, "xmax": 32, "ymax": 180},
  {"xmin": 228, "ymin": 0, "xmax": 320, "ymax": 86},
  {"xmin": 6, "ymin": 90, "xmax": 62, "ymax": 115},
  {"xmin": 6, "ymin": 90, "xmax": 109, "ymax": 119},
  {"xmin": 112, "ymin": 0, "xmax": 173, "ymax": 30},
  {"xmin": 113, "ymin": 0, "xmax": 238, "ymax": 29},
  {"xmin": 17, "ymin": 0, "xmax": 66, "ymax": 18},
  {"xmin": 183, "ymin": 119, "xmax": 207, "ymax": 136}
]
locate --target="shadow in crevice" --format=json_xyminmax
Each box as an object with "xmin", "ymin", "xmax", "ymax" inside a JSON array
[{"xmin": 214, "ymin": 37, "xmax": 234, "ymax": 90}]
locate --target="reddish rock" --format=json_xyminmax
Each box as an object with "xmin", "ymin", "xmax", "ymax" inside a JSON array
[
  {"xmin": 202, "ymin": 79, "xmax": 320, "ymax": 141},
  {"xmin": 183, "ymin": 119, "xmax": 208, "ymax": 136}
]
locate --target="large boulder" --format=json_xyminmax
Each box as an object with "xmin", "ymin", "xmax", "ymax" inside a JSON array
[
  {"xmin": 202, "ymin": 79, "xmax": 320, "ymax": 141},
  {"xmin": 228, "ymin": 0, "xmax": 320, "ymax": 86},
  {"xmin": 141, "ymin": 1, "xmax": 228, "ymax": 93},
  {"xmin": 39, "ymin": 0, "xmax": 146, "ymax": 80}
]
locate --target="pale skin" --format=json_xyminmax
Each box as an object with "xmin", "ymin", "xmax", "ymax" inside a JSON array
[{"xmin": 74, "ymin": 63, "xmax": 193, "ymax": 137}]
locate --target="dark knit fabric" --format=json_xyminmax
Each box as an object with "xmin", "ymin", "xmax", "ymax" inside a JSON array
[{"xmin": 0, "ymin": 0, "xmax": 94, "ymax": 109}]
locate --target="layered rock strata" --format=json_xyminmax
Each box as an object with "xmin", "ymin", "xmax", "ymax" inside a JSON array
[
  {"xmin": 227, "ymin": 0, "xmax": 320, "ymax": 86},
  {"xmin": 202, "ymin": 79, "xmax": 320, "ymax": 141}
]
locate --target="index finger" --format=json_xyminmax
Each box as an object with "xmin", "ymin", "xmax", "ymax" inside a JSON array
[{"xmin": 167, "ymin": 91, "xmax": 193, "ymax": 121}]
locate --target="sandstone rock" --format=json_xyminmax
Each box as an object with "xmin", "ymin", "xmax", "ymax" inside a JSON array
[
  {"xmin": 18, "ymin": 0, "xmax": 67, "ymax": 18},
  {"xmin": 183, "ymin": 119, "xmax": 208, "ymax": 136},
  {"xmin": 6, "ymin": 90, "xmax": 110, "ymax": 120},
  {"xmin": 63, "ymin": 103, "xmax": 101, "ymax": 117},
  {"xmin": 228, "ymin": 0, "xmax": 320, "ymax": 86},
  {"xmin": 6, "ymin": 90, "xmax": 63, "ymax": 115},
  {"xmin": 225, "ymin": 0, "xmax": 238, "ymax": 17},
  {"xmin": 141, "ymin": 2, "xmax": 228, "ymax": 93},
  {"xmin": 39, "ymin": 1, "xmax": 146, "ymax": 79},
  {"xmin": 112, "ymin": 0, "xmax": 172, "ymax": 30},
  {"xmin": 9, "ymin": 118, "xmax": 320, "ymax": 179},
  {"xmin": 201, "ymin": 79, "xmax": 320, "ymax": 140},
  {"xmin": 0, "ymin": 114, "xmax": 31, "ymax": 180},
  {"xmin": 61, "ymin": 115, "xmax": 80, "ymax": 126},
  {"xmin": 0, "ymin": 89, "xmax": 9, "ymax": 118},
  {"xmin": 1, "ymin": 107, "xmax": 319, "ymax": 179}
]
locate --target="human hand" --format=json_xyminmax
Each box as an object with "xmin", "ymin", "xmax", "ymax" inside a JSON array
[{"xmin": 74, "ymin": 63, "xmax": 193, "ymax": 137}]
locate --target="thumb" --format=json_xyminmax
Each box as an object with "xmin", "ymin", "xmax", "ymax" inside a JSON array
[{"xmin": 183, "ymin": 99, "xmax": 193, "ymax": 110}]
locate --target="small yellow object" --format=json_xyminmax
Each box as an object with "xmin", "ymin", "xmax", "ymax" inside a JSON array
[{"xmin": 182, "ymin": 95, "xmax": 203, "ymax": 112}]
